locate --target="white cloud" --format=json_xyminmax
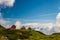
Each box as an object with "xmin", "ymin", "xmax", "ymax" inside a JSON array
[
  {"xmin": 23, "ymin": 23, "xmax": 40, "ymax": 28},
  {"xmin": 56, "ymin": 13, "xmax": 60, "ymax": 25},
  {"xmin": 0, "ymin": 0, "xmax": 15, "ymax": 7},
  {"xmin": 14, "ymin": 21, "xmax": 22, "ymax": 29},
  {"xmin": 40, "ymin": 23, "xmax": 54, "ymax": 30},
  {"xmin": 55, "ymin": 13, "xmax": 60, "ymax": 33},
  {"xmin": 23, "ymin": 22, "xmax": 54, "ymax": 34},
  {"xmin": 23, "ymin": 23, "xmax": 54, "ymax": 30}
]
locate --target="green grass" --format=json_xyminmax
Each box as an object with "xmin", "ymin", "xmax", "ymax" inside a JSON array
[{"xmin": 0, "ymin": 25, "xmax": 60, "ymax": 40}]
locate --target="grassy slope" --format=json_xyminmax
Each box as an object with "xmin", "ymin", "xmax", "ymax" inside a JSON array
[{"xmin": 0, "ymin": 25, "xmax": 60, "ymax": 40}]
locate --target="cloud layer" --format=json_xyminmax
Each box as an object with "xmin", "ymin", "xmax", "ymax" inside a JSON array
[
  {"xmin": 0, "ymin": 0, "xmax": 15, "ymax": 7},
  {"xmin": 22, "ymin": 23, "xmax": 54, "ymax": 34}
]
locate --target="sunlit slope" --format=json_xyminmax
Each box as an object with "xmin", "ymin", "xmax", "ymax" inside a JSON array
[{"xmin": 0, "ymin": 25, "xmax": 60, "ymax": 40}]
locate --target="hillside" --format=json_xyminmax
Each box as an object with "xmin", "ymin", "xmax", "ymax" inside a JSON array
[{"xmin": 0, "ymin": 25, "xmax": 60, "ymax": 40}]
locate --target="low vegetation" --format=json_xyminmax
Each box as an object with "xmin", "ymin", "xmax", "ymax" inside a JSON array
[{"xmin": 0, "ymin": 25, "xmax": 60, "ymax": 40}]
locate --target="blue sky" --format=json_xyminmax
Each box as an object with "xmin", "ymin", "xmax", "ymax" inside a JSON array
[{"xmin": 1, "ymin": 0, "xmax": 60, "ymax": 23}]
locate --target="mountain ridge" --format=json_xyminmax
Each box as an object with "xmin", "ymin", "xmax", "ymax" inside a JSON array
[{"xmin": 0, "ymin": 25, "xmax": 60, "ymax": 40}]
